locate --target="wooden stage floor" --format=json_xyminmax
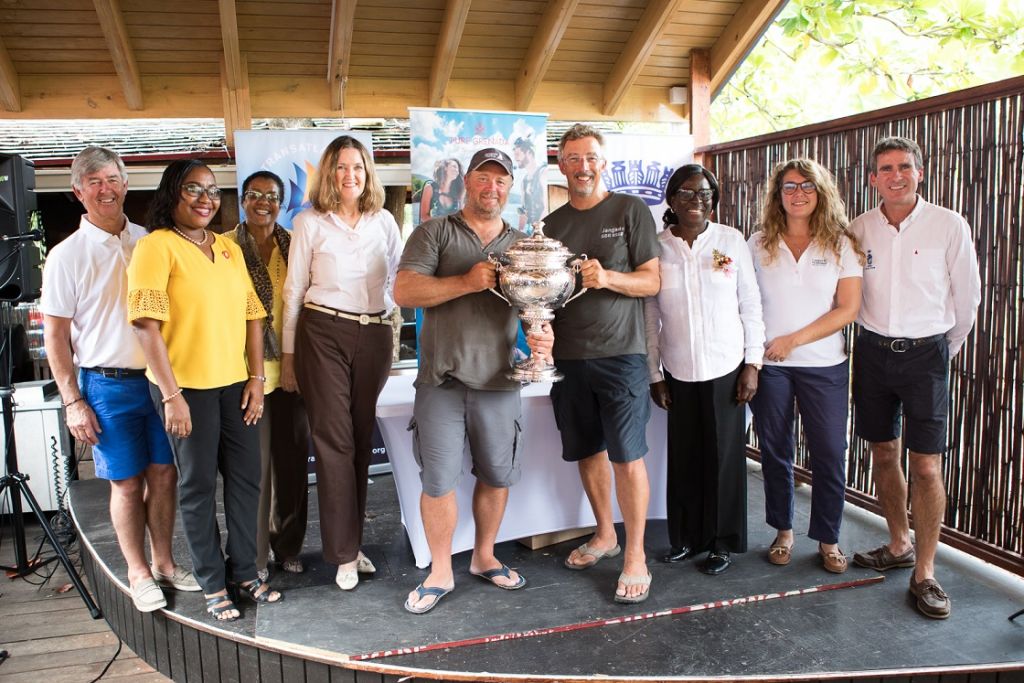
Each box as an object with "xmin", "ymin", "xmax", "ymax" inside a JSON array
[{"xmin": 65, "ymin": 463, "xmax": 1024, "ymax": 681}]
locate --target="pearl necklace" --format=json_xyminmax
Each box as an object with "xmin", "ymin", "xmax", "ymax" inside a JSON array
[{"xmin": 172, "ymin": 226, "xmax": 209, "ymax": 246}]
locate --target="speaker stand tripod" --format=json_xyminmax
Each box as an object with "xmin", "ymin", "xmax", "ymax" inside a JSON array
[{"xmin": 0, "ymin": 313, "xmax": 100, "ymax": 618}]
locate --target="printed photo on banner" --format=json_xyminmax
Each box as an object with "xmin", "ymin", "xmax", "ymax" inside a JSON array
[
  {"xmin": 234, "ymin": 129, "xmax": 374, "ymax": 229},
  {"xmin": 409, "ymin": 108, "xmax": 548, "ymax": 231},
  {"xmin": 599, "ymin": 133, "xmax": 694, "ymax": 228}
]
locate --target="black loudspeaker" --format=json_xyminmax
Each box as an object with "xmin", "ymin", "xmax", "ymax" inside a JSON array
[{"xmin": 0, "ymin": 154, "xmax": 43, "ymax": 303}]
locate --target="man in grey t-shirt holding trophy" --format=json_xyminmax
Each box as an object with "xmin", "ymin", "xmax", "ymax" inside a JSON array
[
  {"xmin": 544, "ymin": 124, "xmax": 662, "ymax": 604},
  {"xmin": 395, "ymin": 148, "xmax": 553, "ymax": 614}
]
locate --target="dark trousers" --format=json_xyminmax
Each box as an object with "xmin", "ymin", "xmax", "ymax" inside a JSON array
[
  {"xmin": 151, "ymin": 381, "xmax": 261, "ymax": 594},
  {"xmin": 665, "ymin": 364, "xmax": 747, "ymax": 554},
  {"xmin": 294, "ymin": 308, "xmax": 393, "ymax": 565},
  {"xmin": 256, "ymin": 388, "xmax": 311, "ymax": 567},
  {"xmin": 749, "ymin": 362, "xmax": 850, "ymax": 545}
]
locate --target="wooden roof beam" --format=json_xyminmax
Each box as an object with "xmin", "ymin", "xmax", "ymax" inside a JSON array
[
  {"xmin": 709, "ymin": 0, "xmax": 786, "ymax": 98},
  {"xmin": 328, "ymin": 0, "xmax": 357, "ymax": 111},
  {"xmin": 219, "ymin": 0, "xmax": 243, "ymax": 91},
  {"xmin": 515, "ymin": 0, "xmax": 580, "ymax": 112},
  {"xmin": 603, "ymin": 0, "xmax": 689, "ymax": 116},
  {"xmin": 0, "ymin": 35, "xmax": 20, "ymax": 112},
  {"xmin": 221, "ymin": 54, "xmax": 251, "ymax": 150},
  {"xmin": 92, "ymin": 0, "xmax": 143, "ymax": 110},
  {"xmin": 428, "ymin": 0, "xmax": 473, "ymax": 107}
]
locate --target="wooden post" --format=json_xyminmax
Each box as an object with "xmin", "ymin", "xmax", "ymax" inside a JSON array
[{"xmin": 689, "ymin": 48, "xmax": 711, "ymax": 165}]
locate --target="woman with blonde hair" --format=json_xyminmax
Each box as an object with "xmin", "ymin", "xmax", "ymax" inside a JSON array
[
  {"xmin": 747, "ymin": 158, "xmax": 864, "ymax": 574},
  {"xmin": 281, "ymin": 135, "xmax": 401, "ymax": 591}
]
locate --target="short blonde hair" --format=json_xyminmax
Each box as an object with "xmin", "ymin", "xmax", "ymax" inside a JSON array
[{"xmin": 308, "ymin": 135, "xmax": 384, "ymax": 214}]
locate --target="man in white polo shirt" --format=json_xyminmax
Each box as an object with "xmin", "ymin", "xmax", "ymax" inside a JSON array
[
  {"xmin": 41, "ymin": 147, "xmax": 199, "ymax": 612},
  {"xmin": 849, "ymin": 137, "xmax": 981, "ymax": 619}
]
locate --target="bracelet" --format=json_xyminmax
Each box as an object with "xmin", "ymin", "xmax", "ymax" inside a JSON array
[
  {"xmin": 249, "ymin": 374, "xmax": 267, "ymax": 382},
  {"xmin": 162, "ymin": 389, "xmax": 183, "ymax": 404},
  {"xmin": 63, "ymin": 397, "xmax": 85, "ymax": 408}
]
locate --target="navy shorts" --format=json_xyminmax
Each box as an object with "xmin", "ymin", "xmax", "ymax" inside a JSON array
[
  {"xmin": 79, "ymin": 370, "xmax": 175, "ymax": 480},
  {"xmin": 852, "ymin": 331, "xmax": 950, "ymax": 454},
  {"xmin": 549, "ymin": 354, "xmax": 650, "ymax": 463}
]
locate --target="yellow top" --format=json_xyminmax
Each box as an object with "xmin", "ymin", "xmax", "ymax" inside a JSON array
[
  {"xmin": 127, "ymin": 229, "xmax": 266, "ymax": 390},
  {"xmin": 224, "ymin": 231, "xmax": 287, "ymax": 394}
]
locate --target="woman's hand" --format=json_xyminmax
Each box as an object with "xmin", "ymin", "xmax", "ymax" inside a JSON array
[
  {"xmin": 764, "ymin": 334, "xmax": 798, "ymax": 362},
  {"xmin": 241, "ymin": 378, "xmax": 265, "ymax": 425},
  {"xmin": 735, "ymin": 365, "xmax": 759, "ymax": 404},
  {"xmin": 165, "ymin": 393, "xmax": 192, "ymax": 439},
  {"xmin": 281, "ymin": 353, "xmax": 299, "ymax": 393},
  {"xmin": 650, "ymin": 380, "xmax": 671, "ymax": 410}
]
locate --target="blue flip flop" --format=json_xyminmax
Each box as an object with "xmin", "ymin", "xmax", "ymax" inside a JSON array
[
  {"xmin": 469, "ymin": 563, "xmax": 527, "ymax": 590},
  {"xmin": 404, "ymin": 583, "xmax": 454, "ymax": 614}
]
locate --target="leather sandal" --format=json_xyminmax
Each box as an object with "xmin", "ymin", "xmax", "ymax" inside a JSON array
[
  {"xmin": 234, "ymin": 577, "xmax": 282, "ymax": 603},
  {"xmin": 205, "ymin": 593, "xmax": 240, "ymax": 622}
]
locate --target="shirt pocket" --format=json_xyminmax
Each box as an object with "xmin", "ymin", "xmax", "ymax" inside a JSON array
[
  {"xmin": 910, "ymin": 248, "xmax": 946, "ymax": 282},
  {"xmin": 660, "ymin": 262, "xmax": 682, "ymax": 290},
  {"xmin": 310, "ymin": 249, "xmax": 337, "ymax": 288}
]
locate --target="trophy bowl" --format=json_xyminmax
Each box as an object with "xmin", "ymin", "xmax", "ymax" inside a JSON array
[{"xmin": 488, "ymin": 221, "xmax": 586, "ymax": 383}]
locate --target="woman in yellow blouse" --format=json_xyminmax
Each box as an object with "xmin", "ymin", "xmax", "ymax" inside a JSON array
[
  {"xmin": 229, "ymin": 170, "xmax": 312, "ymax": 580},
  {"xmin": 128, "ymin": 159, "xmax": 282, "ymax": 622}
]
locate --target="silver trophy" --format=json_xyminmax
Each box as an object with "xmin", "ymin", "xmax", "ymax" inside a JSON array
[{"xmin": 488, "ymin": 221, "xmax": 587, "ymax": 383}]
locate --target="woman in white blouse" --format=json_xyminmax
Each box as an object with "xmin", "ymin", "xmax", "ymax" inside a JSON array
[
  {"xmin": 644, "ymin": 164, "xmax": 765, "ymax": 576},
  {"xmin": 747, "ymin": 158, "xmax": 863, "ymax": 574},
  {"xmin": 281, "ymin": 135, "xmax": 401, "ymax": 591}
]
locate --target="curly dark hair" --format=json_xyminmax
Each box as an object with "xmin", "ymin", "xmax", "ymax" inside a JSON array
[{"xmin": 145, "ymin": 159, "xmax": 216, "ymax": 232}]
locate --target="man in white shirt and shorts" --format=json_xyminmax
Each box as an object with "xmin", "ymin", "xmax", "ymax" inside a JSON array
[{"xmin": 849, "ymin": 137, "xmax": 981, "ymax": 620}]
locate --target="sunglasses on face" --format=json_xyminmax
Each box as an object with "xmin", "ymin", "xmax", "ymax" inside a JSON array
[
  {"xmin": 674, "ymin": 188, "xmax": 714, "ymax": 203},
  {"xmin": 242, "ymin": 189, "xmax": 281, "ymax": 204},
  {"xmin": 182, "ymin": 182, "xmax": 222, "ymax": 200},
  {"xmin": 781, "ymin": 181, "xmax": 817, "ymax": 195}
]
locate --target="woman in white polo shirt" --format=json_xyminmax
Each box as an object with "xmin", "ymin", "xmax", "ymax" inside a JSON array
[
  {"xmin": 747, "ymin": 158, "xmax": 864, "ymax": 574},
  {"xmin": 645, "ymin": 164, "xmax": 765, "ymax": 576}
]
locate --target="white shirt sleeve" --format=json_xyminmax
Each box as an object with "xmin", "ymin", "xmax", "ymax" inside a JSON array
[
  {"xmin": 643, "ymin": 295, "xmax": 663, "ymax": 383},
  {"xmin": 735, "ymin": 234, "xmax": 765, "ymax": 365},
  {"xmin": 838, "ymin": 235, "xmax": 864, "ymax": 279},
  {"xmin": 39, "ymin": 244, "xmax": 78, "ymax": 318},
  {"xmin": 944, "ymin": 217, "xmax": 982, "ymax": 356},
  {"xmin": 281, "ymin": 213, "xmax": 314, "ymax": 354}
]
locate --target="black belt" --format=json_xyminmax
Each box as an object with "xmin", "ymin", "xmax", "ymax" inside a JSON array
[
  {"xmin": 82, "ymin": 366, "xmax": 147, "ymax": 378},
  {"xmin": 858, "ymin": 330, "xmax": 945, "ymax": 353}
]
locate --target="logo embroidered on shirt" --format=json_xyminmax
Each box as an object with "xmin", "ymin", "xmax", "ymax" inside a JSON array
[
  {"xmin": 811, "ymin": 258, "xmax": 828, "ymax": 266},
  {"xmin": 600, "ymin": 226, "xmax": 625, "ymax": 239},
  {"xmin": 865, "ymin": 249, "xmax": 875, "ymax": 270}
]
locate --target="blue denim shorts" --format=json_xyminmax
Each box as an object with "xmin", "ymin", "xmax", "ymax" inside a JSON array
[{"xmin": 79, "ymin": 370, "xmax": 174, "ymax": 480}]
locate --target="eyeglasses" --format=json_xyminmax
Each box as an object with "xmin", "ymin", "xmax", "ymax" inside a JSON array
[
  {"xmin": 674, "ymin": 188, "xmax": 714, "ymax": 203},
  {"xmin": 182, "ymin": 182, "xmax": 222, "ymax": 200},
  {"xmin": 781, "ymin": 181, "xmax": 817, "ymax": 195},
  {"xmin": 562, "ymin": 154, "xmax": 602, "ymax": 166},
  {"xmin": 242, "ymin": 189, "xmax": 281, "ymax": 204}
]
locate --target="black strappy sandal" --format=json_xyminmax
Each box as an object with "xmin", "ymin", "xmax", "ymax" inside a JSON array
[
  {"xmin": 205, "ymin": 593, "xmax": 241, "ymax": 621},
  {"xmin": 233, "ymin": 576, "xmax": 282, "ymax": 604}
]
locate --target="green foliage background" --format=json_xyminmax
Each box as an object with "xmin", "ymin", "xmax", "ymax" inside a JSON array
[{"xmin": 710, "ymin": 0, "xmax": 1024, "ymax": 142}]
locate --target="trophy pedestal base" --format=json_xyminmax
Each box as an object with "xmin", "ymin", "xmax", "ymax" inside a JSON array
[{"xmin": 508, "ymin": 363, "xmax": 563, "ymax": 384}]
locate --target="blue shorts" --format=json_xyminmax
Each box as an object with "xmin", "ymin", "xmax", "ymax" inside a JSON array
[
  {"xmin": 550, "ymin": 354, "xmax": 650, "ymax": 463},
  {"xmin": 79, "ymin": 370, "xmax": 175, "ymax": 480}
]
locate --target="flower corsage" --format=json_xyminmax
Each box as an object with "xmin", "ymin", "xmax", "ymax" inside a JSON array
[{"xmin": 711, "ymin": 249, "xmax": 734, "ymax": 277}]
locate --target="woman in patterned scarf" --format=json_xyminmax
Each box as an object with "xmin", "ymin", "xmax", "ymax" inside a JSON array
[{"xmin": 229, "ymin": 170, "xmax": 313, "ymax": 581}]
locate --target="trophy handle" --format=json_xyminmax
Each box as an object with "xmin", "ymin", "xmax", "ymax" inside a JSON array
[
  {"xmin": 564, "ymin": 254, "xmax": 589, "ymax": 305},
  {"xmin": 486, "ymin": 253, "xmax": 511, "ymax": 305}
]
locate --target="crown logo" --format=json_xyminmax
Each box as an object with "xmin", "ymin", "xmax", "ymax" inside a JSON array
[{"xmin": 602, "ymin": 160, "xmax": 674, "ymax": 206}]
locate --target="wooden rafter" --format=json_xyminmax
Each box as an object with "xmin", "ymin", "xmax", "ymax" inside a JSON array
[
  {"xmin": 92, "ymin": 0, "xmax": 143, "ymax": 110},
  {"xmin": 709, "ymin": 0, "xmax": 786, "ymax": 98},
  {"xmin": 219, "ymin": 0, "xmax": 243, "ymax": 91},
  {"xmin": 602, "ymin": 0, "xmax": 689, "ymax": 116},
  {"xmin": 689, "ymin": 47, "xmax": 711, "ymax": 162},
  {"xmin": 221, "ymin": 54, "xmax": 251, "ymax": 149},
  {"xmin": 515, "ymin": 0, "xmax": 580, "ymax": 112},
  {"xmin": 428, "ymin": 0, "xmax": 473, "ymax": 107},
  {"xmin": 0, "ymin": 35, "xmax": 20, "ymax": 112},
  {"xmin": 328, "ymin": 0, "xmax": 358, "ymax": 111}
]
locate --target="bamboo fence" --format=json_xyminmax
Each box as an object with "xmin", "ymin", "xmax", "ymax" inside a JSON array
[{"xmin": 700, "ymin": 76, "xmax": 1024, "ymax": 574}]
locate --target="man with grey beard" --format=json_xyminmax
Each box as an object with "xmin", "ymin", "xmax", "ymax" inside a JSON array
[{"xmin": 395, "ymin": 148, "xmax": 553, "ymax": 614}]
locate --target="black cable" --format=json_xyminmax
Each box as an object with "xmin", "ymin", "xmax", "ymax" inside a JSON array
[{"xmin": 88, "ymin": 638, "xmax": 122, "ymax": 682}]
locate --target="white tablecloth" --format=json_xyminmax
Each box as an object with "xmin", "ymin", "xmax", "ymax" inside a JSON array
[{"xmin": 376, "ymin": 372, "xmax": 667, "ymax": 568}]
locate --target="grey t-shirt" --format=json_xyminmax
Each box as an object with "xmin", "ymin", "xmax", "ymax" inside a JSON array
[
  {"xmin": 399, "ymin": 211, "xmax": 526, "ymax": 391},
  {"xmin": 544, "ymin": 192, "xmax": 660, "ymax": 359}
]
